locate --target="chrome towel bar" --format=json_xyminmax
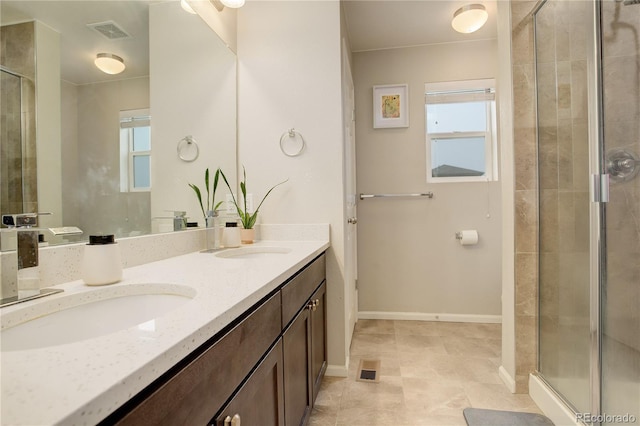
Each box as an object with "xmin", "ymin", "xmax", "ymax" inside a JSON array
[{"xmin": 359, "ymin": 192, "xmax": 434, "ymax": 200}]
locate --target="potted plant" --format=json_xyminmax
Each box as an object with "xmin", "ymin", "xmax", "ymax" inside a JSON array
[
  {"xmin": 220, "ymin": 166, "xmax": 287, "ymax": 243},
  {"xmin": 188, "ymin": 167, "xmax": 223, "ymax": 227}
]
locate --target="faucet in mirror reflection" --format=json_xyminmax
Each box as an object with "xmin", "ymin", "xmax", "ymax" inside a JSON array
[{"xmin": 1, "ymin": 213, "xmax": 79, "ymax": 307}]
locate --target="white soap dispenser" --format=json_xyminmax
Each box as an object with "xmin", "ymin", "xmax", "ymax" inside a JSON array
[
  {"xmin": 82, "ymin": 235, "xmax": 123, "ymax": 286},
  {"xmin": 222, "ymin": 221, "xmax": 241, "ymax": 248}
]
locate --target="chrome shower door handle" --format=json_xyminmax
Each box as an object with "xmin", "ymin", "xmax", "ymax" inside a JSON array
[{"xmin": 607, "ymin": 148, "xmax": 640, "ymax": 182}]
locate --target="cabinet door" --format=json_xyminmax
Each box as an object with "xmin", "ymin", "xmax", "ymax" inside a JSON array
[
  {"xmin": 214, "ymin": 340, "xmax": 284, "ymax": 426},
  {"xmin": 310, "ymin": 281, "xmax": 327, "ymax": 403},
  {"xmin": 282, "ymin": 305, "xmax": 312, "ymax": 426}
]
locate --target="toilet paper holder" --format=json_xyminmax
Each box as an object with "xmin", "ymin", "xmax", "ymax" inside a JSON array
[{"xmin": 455, "ymin": 230, "xmax": 479, "ymax": 246}]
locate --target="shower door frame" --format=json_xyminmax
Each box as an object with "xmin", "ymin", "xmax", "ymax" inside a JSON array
[
  {"xmin": 588, "ymin": 1, "xmax": 605, "ymax": 421},
  {"xmin": 532, "ymin": 0, "xmax": 607, "ymax": 422},
  {"xmin": 0, "ymin": 65, "xmax": 32, "ymax": 215}
]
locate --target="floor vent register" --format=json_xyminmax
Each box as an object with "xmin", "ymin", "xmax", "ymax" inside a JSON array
[{"xmin": 356, "ymin": 359, "xmax": 381, "ymax": 383}]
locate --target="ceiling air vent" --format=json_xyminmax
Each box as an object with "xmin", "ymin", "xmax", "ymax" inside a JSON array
[{"xmin": 87, "ymin": 21, "xmax": 131, "ymax": 40}]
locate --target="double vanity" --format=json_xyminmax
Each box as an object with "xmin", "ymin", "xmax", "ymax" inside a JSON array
[{"xmin": 1, "ymin": 234, "xmax": 329, "ymax": 426}]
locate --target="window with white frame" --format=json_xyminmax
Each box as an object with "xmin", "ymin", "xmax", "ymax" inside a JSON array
[
  {"xmin": 425, "ymin": 79, "xmax": 497, "ymax": 183},
  {"xmin": 119, "ymin": 109, "xmax": 151, "ymax": 192}
]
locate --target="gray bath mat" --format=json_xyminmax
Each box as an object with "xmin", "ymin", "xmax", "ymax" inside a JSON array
[{"xmin": 463, "ymin": 408, "xmax": 555, "ymax": 426}]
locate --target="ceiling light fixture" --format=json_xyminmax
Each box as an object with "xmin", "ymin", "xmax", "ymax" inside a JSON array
[
  {"xmin": 180, "ymin": 0, "xmax": 197, "ymax": 14},
  {"xmin": 220, "ymin": 0, "xmax": 245, "ymax": 8},
  {"xmin": 94, "ymin": 53, "xmax": 125, "ymax": 75},
  {"xmin": 451, "ymin": 4, "xmax": 488, "ymax": 34}
]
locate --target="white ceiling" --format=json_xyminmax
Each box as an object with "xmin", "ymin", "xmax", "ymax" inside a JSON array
[
  {"xmin": 343, "ymin": 0, "xmax": 498, "ymax": 52},
  {"xmin": 0, "ymin": 1, "xmax": 498, "ymax": 84},
  {"xmin": 1, "ymin": 1, "xmax": 152, "ymax": 85}
]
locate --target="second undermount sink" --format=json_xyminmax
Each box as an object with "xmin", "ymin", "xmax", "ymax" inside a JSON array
[
  {"xmin": 214, "ymin": 246, "xmax": 292, "ymax": 259},
  {"xmin": 1, "ymin": 283, "xmax": 195, "ymax": 352}
]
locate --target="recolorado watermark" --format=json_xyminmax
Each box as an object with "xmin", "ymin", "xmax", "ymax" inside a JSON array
[{"xmin": 576, "ymin": 413, "xmax": 637, "ymax": 424}]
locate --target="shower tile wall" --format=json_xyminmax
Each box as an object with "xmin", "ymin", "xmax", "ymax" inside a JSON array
[
  {"xmin": 512, "ymin": 0, "xmax": 640, "ymax": 413},
  {"xmin": 510, "ymin": 0, "xmax": 540, "ymax": 394},
  {"xmin": 0, "ymin": 22, "xmax": 38, "ymax": 217}
]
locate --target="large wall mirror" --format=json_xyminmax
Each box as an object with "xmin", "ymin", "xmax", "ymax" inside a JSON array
[{"xmin": 0, "ymin": 0, "xmax": 237, "ymax": 249}]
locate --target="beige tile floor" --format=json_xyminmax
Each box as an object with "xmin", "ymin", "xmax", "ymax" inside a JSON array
[{"xmin": 309, "ymin": 319, "xmax": 542, "ymax": 426}]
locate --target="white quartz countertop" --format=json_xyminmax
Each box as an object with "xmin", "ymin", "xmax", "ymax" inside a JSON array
[{"xmin": 0, "ymin": 240, "xmax": 329, "ymax": 426}]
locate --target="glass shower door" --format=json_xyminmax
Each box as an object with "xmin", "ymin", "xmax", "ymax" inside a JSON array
[
  {"xmin": 534, "ymin": 0, "xmax": 595, "ymax": 414},
  {"xmin": 1, "ymin": 70, "xmax": 25, "ymax": 216},
  {"xmin": 600, "ymin": 0, "xmax": 640, "ymax": 423},
  {"xmin": 535, "ymin": 0, "xmax": 640, "ymax": 421},
  {"xmin": 535, "ymin": 0, "xmax": 593, "ymax": 414}
]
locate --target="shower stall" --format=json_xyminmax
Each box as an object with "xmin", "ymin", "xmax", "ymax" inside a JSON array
[
  {"xmin": 0, "ymin": 67, "xmax": 38, "ymax": 218},
  {"xmin": 533, "ymin": 0, "xmax": 639, "ymax": 423}
]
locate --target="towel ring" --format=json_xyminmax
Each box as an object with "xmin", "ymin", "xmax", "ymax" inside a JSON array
[
  {"xmin": 280, "ymin": 128, "xmax": 305, "ymax": 157},
  {"xmin": 177, "ymin": 135, "xmax": 199, "ymax": 162}
]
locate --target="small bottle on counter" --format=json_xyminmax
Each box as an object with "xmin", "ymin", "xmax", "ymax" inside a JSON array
[
  {"xmin": 82, "ymin": 235, "xmax": 123, "ymax": 286},
  {"xmin": 222, "ymin": 222, "xmax": 241, "ymax": 248},
  {"xmin": 206, "ymin": 211, "xmax": 222, "ymax": 250}
]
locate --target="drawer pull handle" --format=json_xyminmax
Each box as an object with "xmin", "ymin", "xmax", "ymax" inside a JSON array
[
  {"xmin": 224, "ymin": 414, "xmax": 241, "ymax": 426},
  {"xmin": 307, "ymin": 299, "xmax": 319, "ymax": 312}
]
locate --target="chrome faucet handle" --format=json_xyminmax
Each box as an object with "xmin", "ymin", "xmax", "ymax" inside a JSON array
[{"xmin": 2, "ymin": 212, "xmax": 52, "ymax": 228}]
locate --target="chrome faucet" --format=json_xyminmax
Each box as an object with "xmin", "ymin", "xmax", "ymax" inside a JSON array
[{"xmin": 1, "ymin": 213, "xmax": 63, "ymax": 308}]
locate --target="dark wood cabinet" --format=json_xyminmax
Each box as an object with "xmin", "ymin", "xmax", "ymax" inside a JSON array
[
  {"xmin": 310, "ymin": 281, "xmax": 327, "ymax": 403},
  {"xmin": 111, "ymin": 292, "xmax": 282, "ymax": 426},
  {"xmin": 283, "ymin": 305, "xmax": 312, "ymax": 426},
  {"xmin": 214, "ymin": 340, "xmax": 285, "ymax": 426},
  {"xmin": 282, "ymin": 268, "xmax": 326, "ymax": 426},
  {"xmin": 281, "ymin": 255, "xmax": 326, "ymax": 328},
  {"xmin": 104, "ymin": 253, "xmax": 326, "ymax": 426}
]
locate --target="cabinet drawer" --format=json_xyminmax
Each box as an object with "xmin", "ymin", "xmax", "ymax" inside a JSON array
[
  {"xmin": 115, "ymin": 292, "xmax": 282, "ymax": 426},
  {"xmin": 281, "ymin": 254, "xmax": 326, "ymax": 328}
]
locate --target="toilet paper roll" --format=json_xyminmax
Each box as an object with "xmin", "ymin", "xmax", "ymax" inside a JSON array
[{"xmin": 459, "ymin": 230, "xmax": 478, "ymax": 246}]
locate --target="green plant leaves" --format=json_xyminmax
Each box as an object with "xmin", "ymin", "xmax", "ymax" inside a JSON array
[
  {"xmin": 219, "ymin": 166, "xmax": 288, "ymax": 229},
  {"xmin": 188, "ymin": 183, "xmax": 206, "ymax": 218},
  {"xmin": 205, "ymin": 168, "xmax": 210, "ymax": 211},
  {"xmin": 190, "ymin": 167, "xmax": 222, "ymax": 220}
]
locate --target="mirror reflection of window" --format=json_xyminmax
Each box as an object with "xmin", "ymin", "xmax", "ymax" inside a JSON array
[
  {"xmin": 425, "ymin": 79, "xmax": 497, "ymax": 183},
  {"xmin": 119, "ymin": 109, "xmax": 151, "ymax": 192}
]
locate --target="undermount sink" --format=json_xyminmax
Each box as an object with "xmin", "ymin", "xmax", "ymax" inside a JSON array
[
  {"xmin": 214, "ymin": 246, "xmax": 292, "ymax": 259},
  {"xmin": 1, "ymin": 283, "xmax": 195, "ymax": 352}
]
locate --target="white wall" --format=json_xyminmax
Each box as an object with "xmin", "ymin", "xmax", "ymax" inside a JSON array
[
  {"xmin": 60, "ymin": 80, "xmax": 79, "ymax": 228},
  {"xmin": 497, "ymin": 0, "xmax": 516, "ymax": 391},
  {"xmin": 237, "ymin": 1, "xmax": 348, "ymax": 372},
  {"xmin": 354, "ymin": 40, "xmax": 502, "ymax": 320},
  {"xmin": 150, "ymin": 1, "xmax": 237, "ymax": 229},
  {"xmin": 35, "ymin": 21, "xmax": 61, "ymax": 229},
  {"xmin": 190, "ymin": 0, "xmax": 237, "ymax": 53},
  {"xmin": 73, "ymin": 78, "xmax": 151, "ymax": 238}
]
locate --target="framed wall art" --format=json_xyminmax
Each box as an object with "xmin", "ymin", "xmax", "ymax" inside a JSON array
[{"xmin": 372, "ymin": 84, "xmax": 409, "ymax": 129}]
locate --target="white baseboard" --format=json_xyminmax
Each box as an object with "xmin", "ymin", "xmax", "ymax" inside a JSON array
[
  {"xmin": 498, "ymin": 365, "xmax": 516, "ymax": 393},
  {"xmin": 358, "ymin": 311, "xmax": 501, "ymax": 324},
  {"xmin": 325, "ymin": 363, "xmax": 348, "ymax": 377},
  {"xmin": 529, "ymin": 374, "xmax": 582, "ymax": 426}
]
